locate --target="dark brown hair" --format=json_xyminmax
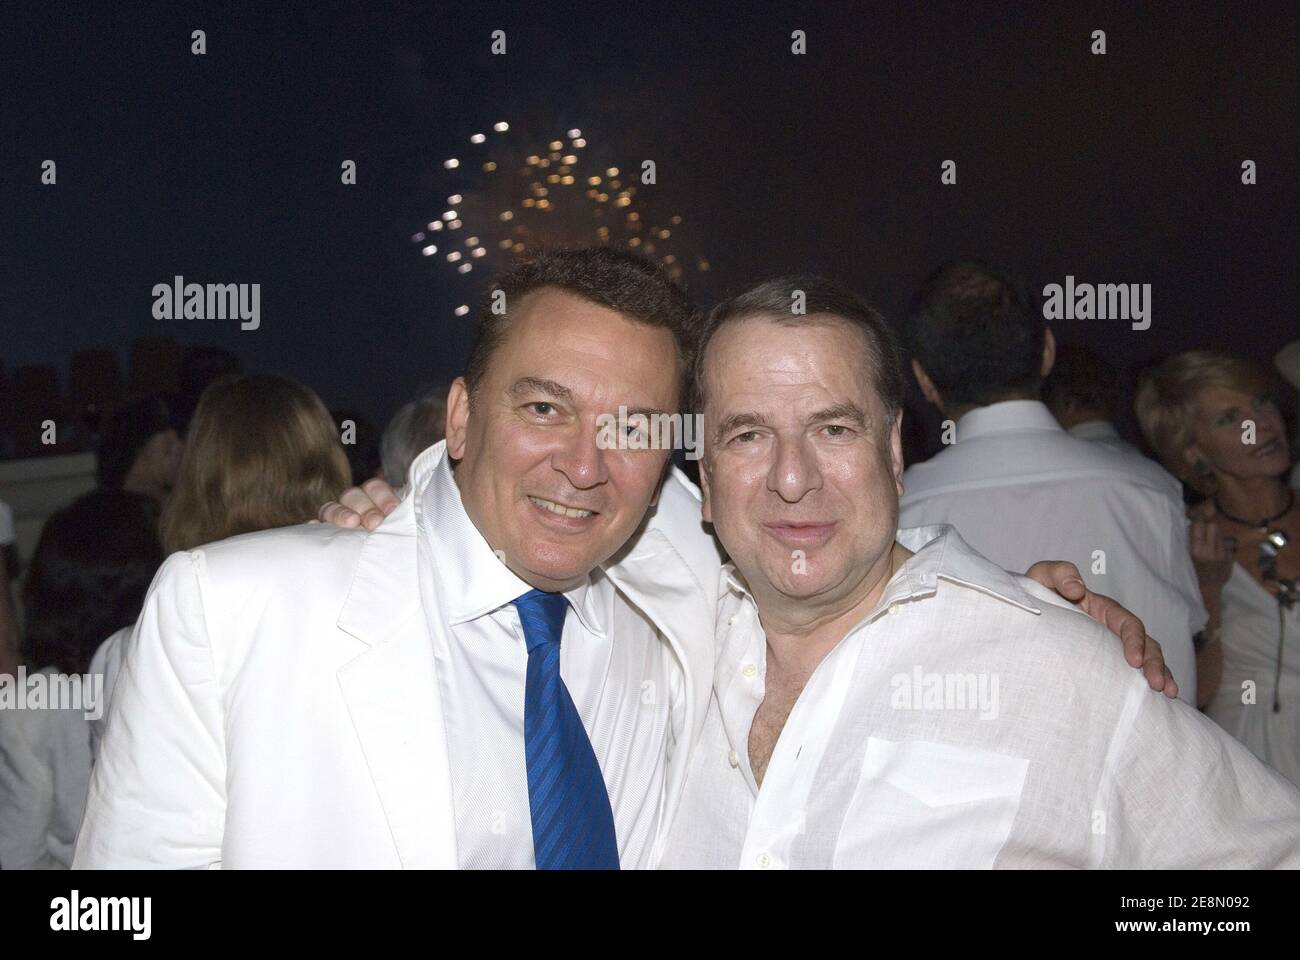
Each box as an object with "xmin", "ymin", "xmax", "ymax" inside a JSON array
[{"xmin": 466, "ymin": 246, "xmax": 698, "ymax": 410}]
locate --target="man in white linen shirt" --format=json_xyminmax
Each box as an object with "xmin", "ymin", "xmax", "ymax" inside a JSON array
[
  {"xmin": 661, "ymin": 276, "xmax": 1300, "ymax": 869},
  {"xmin": 898, "ymin": 262, "xmax": 1205, "ymax": 705}
]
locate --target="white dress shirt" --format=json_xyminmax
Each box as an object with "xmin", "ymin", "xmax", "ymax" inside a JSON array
[
  {"xmin": 661, "ymin": 525, "xmax": 1300, "ymax": 869},
  {"xmin": 900, "ymin": 400, "xmax": 1205, "ymax": 704},
  {"xmin": 419, "ymin": 455, "xmax": 677, "ymax": 868},
  {"xmin": 1067, "ymin": 419, "xmax": 1142, "ymax": 459}
]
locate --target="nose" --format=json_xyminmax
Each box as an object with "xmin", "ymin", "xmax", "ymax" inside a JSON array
[
  {"xmin": 551, "ymin": 423, "xmax": 611, "ymax": 490},
  {"xmin": 767, "ymin": 433, "xmax": 822, "ymax": 503}
]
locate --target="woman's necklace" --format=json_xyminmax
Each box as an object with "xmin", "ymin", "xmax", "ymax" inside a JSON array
[{"xmin": 1214, "ymin": 489, "xmax": 1294, "ymax": 533}]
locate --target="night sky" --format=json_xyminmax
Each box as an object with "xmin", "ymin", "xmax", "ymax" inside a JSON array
[{"xmin": 5, "ymin": 1, "xmax": 1297, "ymax": 438}]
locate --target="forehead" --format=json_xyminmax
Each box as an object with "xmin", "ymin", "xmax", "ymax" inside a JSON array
[
  {"xmin": 489, "ymin": 286, "xmax": 681, "ymax": 401},
  {"xmin": 1196, "ymin": 382, "xmax": 1261, "ymax": 413},
  {"xmin": 703, "ymin": 315, "xmax": 877, "ymax": 408}
]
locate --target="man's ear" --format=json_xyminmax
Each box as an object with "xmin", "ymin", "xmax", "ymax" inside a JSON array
[
  {"xmin": 1041, "ymin": 326, "xmax": 1057, "ymax": 379},
  {"xmin": 446, "ymin": 377, "xmax": 472, "ymax": 460},
  {"xmin": 911, "ymin": 359, "xmax": 943, "ymax": 411},
  {"xmin": 699, "ymin": 457, "xmax": 713, "ymax": 524}
]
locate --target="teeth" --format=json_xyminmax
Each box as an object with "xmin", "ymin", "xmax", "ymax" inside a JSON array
[{"xmin": 529, "ymin": 496, "xmax": 594, "ymax": 519}]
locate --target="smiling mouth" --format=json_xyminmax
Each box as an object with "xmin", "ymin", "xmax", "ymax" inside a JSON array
[{"xmin": 528, "ymin": 495, "xmax": 597, "ymax": 519}]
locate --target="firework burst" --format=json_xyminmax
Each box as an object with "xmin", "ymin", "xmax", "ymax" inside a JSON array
[{"xmin": 411, "ymin": 122, "xmax": 710, "ymax": 318}]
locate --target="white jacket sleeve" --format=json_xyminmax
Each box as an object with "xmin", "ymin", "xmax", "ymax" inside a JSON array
[{"xmin": 72, "ymin": 551, "xmax": 227, "ymax": 868}]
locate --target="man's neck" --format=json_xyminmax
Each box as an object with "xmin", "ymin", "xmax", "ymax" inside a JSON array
[{"xmin": 756, "ymin": 542, "xmax": 912, "ymax": 682}]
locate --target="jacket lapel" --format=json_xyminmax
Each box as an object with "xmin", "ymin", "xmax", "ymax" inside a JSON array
[{"xmin": 335, "ymin": 444, "xmax": 458, "ymax": 868}]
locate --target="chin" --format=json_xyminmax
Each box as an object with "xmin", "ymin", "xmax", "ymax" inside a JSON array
[
  {"xmin": 524, "ymin": 544, "xmax": 600, "ymax": 584},
  {"xmin": 766, "ymin": 565, "xmax": 835, "ymax": 599}
]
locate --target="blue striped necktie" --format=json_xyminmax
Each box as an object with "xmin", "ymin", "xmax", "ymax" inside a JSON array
[{"xmin": 514, "ymin": 588, "xmax": 620, "ymax": 870}]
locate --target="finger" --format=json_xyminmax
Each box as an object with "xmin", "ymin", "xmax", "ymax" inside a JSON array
[
  {"xmin": 1073, "ymin": 587, "xmax": 1139, "ymax": 663},
  {"xmin": 360, "ymin": 509, "xmax": 386, "ymax": 532},
  {"xmin": 1161, "ymin": 665, "xmax": 1179, "ymax": 700},
  {"xmin": 1118, "ymin": 612, "xmax": 1148, "ymax": 668},
  {"xmin": 360, "ymin": 478, "xmax": 401, "ymax": 515},
  {"xmin": 318, "ymin": 502, "xmax": 361, "ymax": 528},
  {"xmin": 1035, "ymin": 560, "xmax": 1086, "ymax": 601},
  {"xmin": 338, "ymin": 485, "xmax": 376, "ymax": 514},
  {"xmin": 1141, "ymin": 636, "xmax": 1168, "ymax": 692}
]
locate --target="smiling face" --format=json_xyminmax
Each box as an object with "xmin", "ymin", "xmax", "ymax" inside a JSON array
[
  {"xmin": 699, "ymin": 315, "xmax": 904, "ymax": 609},
  {"xmin": 1185, "ymin": 384, "xmax": 1291, "ymax": 482},
  {"xmin": 446, "ymin": 286, "xmax": 680, "ymax": 593}
]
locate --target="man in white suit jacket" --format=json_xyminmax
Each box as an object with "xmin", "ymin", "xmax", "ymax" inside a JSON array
[
  {"xmin": 75, "ymin": 248, "xmax": 722, "ymax": 869},
  {"xmin": 75, "ymin": 437, "xmax": 721, "ymax": 869},
  {"xmin": 75, "ymin": 249, "xmax": 1162, "ymax": 869}
]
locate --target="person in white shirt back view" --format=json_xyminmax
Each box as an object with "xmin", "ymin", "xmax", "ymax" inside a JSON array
[
  {"xmin": 898, "ymin": 261, "xmax": 1205, "ymax": 705},
  {"xmin": 661, "ymin": 275, "xmax": 1300, "ymax": 869}
]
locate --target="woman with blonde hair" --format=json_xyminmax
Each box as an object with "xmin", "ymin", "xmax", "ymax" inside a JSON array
[
  {"xmin": 90, "ymin": 374, "xmax": 352, "ymax": 747},
  {"xmin": 1136, "ymin": 349, "xmax": 1299, "ymax": 785}
]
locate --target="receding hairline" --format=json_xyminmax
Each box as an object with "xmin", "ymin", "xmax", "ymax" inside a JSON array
[
  {"xmin": 697, "ymin": 310, "xmax": 887, "ymax": 403},
  {"xmin": 471, "ymin": 285, "xmax": 686, "ymax": 387}
]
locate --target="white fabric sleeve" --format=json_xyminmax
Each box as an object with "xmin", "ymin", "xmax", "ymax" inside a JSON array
[{"xmin": 72, "ymin": 551, "xmax": 227, "ymax": 868}]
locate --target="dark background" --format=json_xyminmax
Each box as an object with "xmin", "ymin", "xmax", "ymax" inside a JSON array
[{"xmin": 3, "ymin": 0, "xmax": 1296, "ymax": 453}]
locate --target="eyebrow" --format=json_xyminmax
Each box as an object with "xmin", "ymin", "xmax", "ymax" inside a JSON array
[
  {"xmin": 714, "ymin": 412, "xmax": 770, "ymax": 443},
  {"xmin": 715, "ymin": 402, "xmax": 869, "ymax": 443},
  {"xmin": 509, "ymin": 377, "xmax": 574, "ymax": 403},
  {"xmin": 808, "ymin": 402, "xmax": 867, "ymax": 428}
]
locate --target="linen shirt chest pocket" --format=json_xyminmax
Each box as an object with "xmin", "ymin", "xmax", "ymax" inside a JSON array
[{"xmin": 832, "ymin": 738, "xmax": 1029, "ymax": 869}]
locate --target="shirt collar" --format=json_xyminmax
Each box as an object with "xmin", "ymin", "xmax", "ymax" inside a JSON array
[
  {"xmin": 722, "ymin": 522, "xmax": 1041, "ymax": 624},
  {"xmin": 956, "ymin": 400, "xmax": 1063, "ymax": 439},
  {"xmin": 420, "ymin": 455, "xmax": 608, "ymax": 637},
  {"xmin": 1068, "ymin": 419, "xmax": 1123, "ymax": 443}
]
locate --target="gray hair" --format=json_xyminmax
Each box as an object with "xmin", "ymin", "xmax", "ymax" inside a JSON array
[{"xmin": 380, "ymin": 387, "xmax": 449, "ymax": 487}]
